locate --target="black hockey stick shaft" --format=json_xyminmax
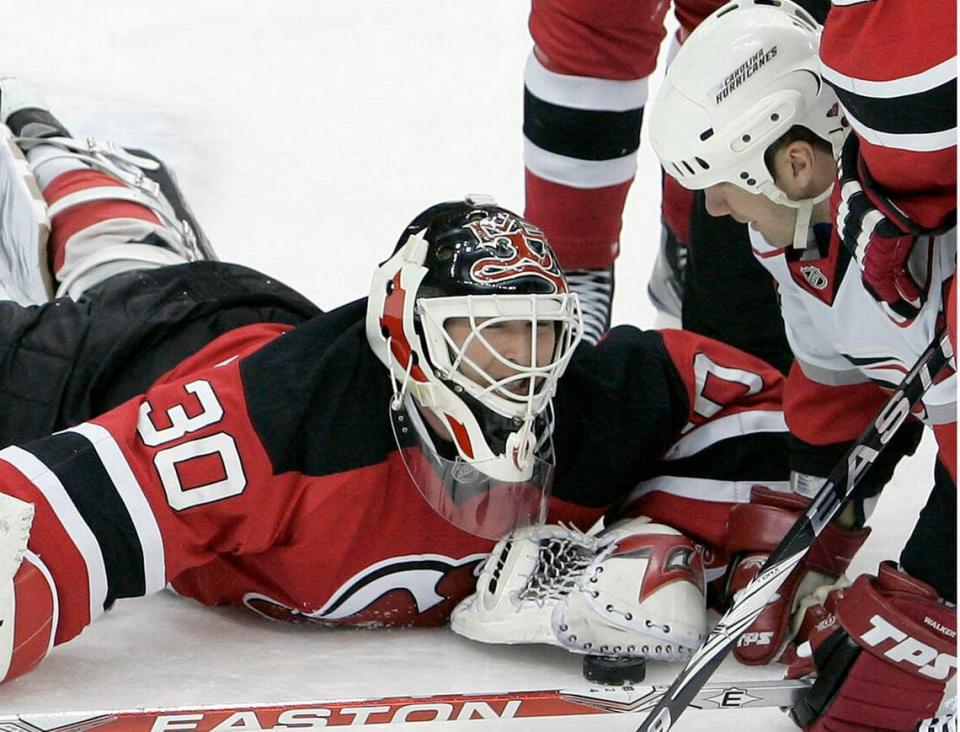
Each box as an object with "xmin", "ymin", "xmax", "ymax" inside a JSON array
[{"xmin": 636, "ymin": 328, "xmax": 954, "ymax": 732}]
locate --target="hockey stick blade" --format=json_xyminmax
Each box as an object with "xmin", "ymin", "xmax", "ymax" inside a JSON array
[
  {"xmin": 636, "ymin": 328, "xmax": 953, "ymax": 732},
  {"xmin": 0, "ymin": 679, "xmax": 810, "ymax": 731}
]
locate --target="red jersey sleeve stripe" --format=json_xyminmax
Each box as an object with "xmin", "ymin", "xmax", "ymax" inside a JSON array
[
  {"xmin": 0, "ymin": 446, "xmax": 108, "ymax": 625},
  {"xmin": 67, "ymin": 423, "xmax": 166, "ymax": 595}
]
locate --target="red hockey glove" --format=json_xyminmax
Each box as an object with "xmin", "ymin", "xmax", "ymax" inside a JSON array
[
  {"xmin": 785, "ymin": 562, "xmax": 957, "ymax": 732},
  {"xmin": 724, "ymin": 486, "xmax": 871, "ymax": 666},
  {"xmin": 858, "ymin": 231, "xmax": 924, "ymax": 313},
  {"xmin": 835, "ymin": 134, "xmax": 930, "ymax": 322}
]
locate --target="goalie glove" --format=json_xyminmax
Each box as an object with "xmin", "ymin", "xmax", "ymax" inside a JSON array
[
  {"xmin": 450, "ymin": 518, "xmax": 706, "ymax": 662},
  {"xmin": 725, "ymin": 486, "xmax": 871, "ymax": 666},
  {"xmin": 785, "ymin": 562, "xmax": 957, "ymax": 732}
]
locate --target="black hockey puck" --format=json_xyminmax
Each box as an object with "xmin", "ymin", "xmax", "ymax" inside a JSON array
[{"xmin": 582, "ymin": 654, "xmax": 647, "ymax": 685}]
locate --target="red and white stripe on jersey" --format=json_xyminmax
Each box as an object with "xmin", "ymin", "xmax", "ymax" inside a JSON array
[
  {"xmin": 42, "ymin": 168, "xmax": 182, "ymax": 286},
  {"xmin": 523, "ymin": 51, "xmax": 647, "ymax": 268},
  {"xmin": 0, "ymin": 552, "xmax": 58, "ymax": 683},
  {"xmin": 621, "ymin": 329, "xmax": 789, "ymax": 548},
  {"xmin": 0, "ymin": 445, "xmax": 109, "ymax": 629},
  {"xmin": 820, "ymin": 0, "xmax": 957, "ymax": 228},
  {"xmin": 0, "ymin": 422, "xmax": 166, "ymax": 645},
  {"xmin": 66, "ymin": 421, "xmax": 167, "ymax": 594},
  {"xmin": 821, "ymin": 59, "xmax": 955, "ymax": 153},
  {"xmin": 783, "ymin": 362, "xmax": 890, "ymax": 447},
  {"xmin": 523, "ymin": 52, "xmax": 649, "ymax": 192},
  {"xmin": 663, "ymin": 409, "xmax": 788, "ymax": 461}
]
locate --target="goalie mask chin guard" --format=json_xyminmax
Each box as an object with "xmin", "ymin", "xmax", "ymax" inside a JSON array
[
  {"xmin": 648, "ymin": 0, "xmax": 849, "ymax": 248},
  {"xmin": 388, "ymin": 397, "xmax": 555, "ymax": 540},
  {"xmin": 366, "ymin": 196, "xmax": 582, "ymax": 539}
]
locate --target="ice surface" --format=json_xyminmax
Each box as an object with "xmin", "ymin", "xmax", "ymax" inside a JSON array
[{"xmin": 0, "ymin": 2, "xmax": 944, "ymax": 729}]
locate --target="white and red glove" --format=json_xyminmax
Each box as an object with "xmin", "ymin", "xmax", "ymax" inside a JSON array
[
  {"xmin": 724, "ymin": 486, "xmax": 871, "ymax": 666},
  {"xmin": 451, "ymin": 518, "xmax": 707, "ymax": 662},
  {"xmin": 785, "ymin": 562, "xmax": 957, "ymax": 731}
]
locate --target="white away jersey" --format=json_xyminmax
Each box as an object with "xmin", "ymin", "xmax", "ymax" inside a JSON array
[{"xmin": 750, "ymin": 226, "xmax": 956, "ymax": 426}]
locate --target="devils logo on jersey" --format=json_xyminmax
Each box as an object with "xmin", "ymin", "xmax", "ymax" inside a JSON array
[
  {"xmin": 466, "ymin": 213, "xmax": 567, "ymax": 293},
  {"xmin": 242, "ymin": 553, "xmax": 487, "ymax": 627}
]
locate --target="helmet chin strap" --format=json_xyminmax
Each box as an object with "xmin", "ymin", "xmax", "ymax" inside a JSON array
[
  {"xmin": 384, "ymin": 336, "xmax": 417, "ymax": 411},
  {"xmin": 504, "ymin": 414, "xmax": 536, "ymax": 471},
  {"xmin": 762, "ymin": 181, "xmax": 834, "ymax": 249}
]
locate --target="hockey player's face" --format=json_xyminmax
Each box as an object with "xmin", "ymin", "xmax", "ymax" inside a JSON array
[
  {"xmin": 444, "ymin": 318, "xmax": 556, "ymax": 394},
  {"xmin": 703, "ymin": 183, "xmax": 798, "ymax": 248}
]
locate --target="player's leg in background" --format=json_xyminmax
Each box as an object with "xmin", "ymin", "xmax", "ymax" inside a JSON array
[
  {"xmin": 523, "ymin": 0, "xmax": 669, "ymax": 343},
  {"xmin": 899, "ymin": 456, "xmax": 957, "ymax": 604},
  {"xmin": 681, "ymin": 191, "xmax": 794, "ymax": 373},
  {"xmin": 0, "ymin": 75, "xmax": 213, "ymax": 301}
]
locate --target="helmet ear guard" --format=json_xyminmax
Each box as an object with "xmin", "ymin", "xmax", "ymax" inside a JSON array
[{"xmin": 648, "ymin": 0, "xmax": 849, "ymax": 248}]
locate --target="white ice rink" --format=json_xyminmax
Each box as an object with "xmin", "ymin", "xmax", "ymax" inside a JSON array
[{"xmin": 0, "ymin": 1, "xmax": 946, "ymax": 730}]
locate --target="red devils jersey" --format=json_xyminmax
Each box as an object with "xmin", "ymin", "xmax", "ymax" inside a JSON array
[
  {"xmin": 820, "ymin": 0, "xmax": 957, "ymax": 230},
  {"xmin": 0, "ymin": 298, "xmax": 787, "ymax": 652}
]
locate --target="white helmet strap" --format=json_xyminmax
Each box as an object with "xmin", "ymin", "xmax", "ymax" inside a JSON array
[{"xmin": 762, "ymin": 179, "xmax": 834, "ymax": 249}]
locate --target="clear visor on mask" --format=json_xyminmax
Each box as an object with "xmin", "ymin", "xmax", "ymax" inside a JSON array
[{"xmin": 389, "ymin": 398, "xmax": 553, "ymax": 540}]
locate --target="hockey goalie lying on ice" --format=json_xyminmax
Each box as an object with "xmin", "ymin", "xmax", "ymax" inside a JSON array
[{"xmin": 0, "ymin": 74, "xmax": 951, "ymax": 731}]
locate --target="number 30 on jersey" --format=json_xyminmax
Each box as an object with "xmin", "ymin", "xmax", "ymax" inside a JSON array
[{"xmin": 136, "ymin": 379, "xmax": 247, "ymax": 510}]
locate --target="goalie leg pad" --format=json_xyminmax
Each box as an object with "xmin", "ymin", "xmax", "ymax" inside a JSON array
[
  {"xmin": 0, "ymin": 124, "xmax": 52, "ymax": 304},
  {"xmin": 0, "ymin": 552, "xmax": 57, "ymax": 683},
  {"xmin": 41, "ymin": 164, "xmax": 202, "ymax": 300},
  {"xmin": 0, "ymin": 493, "xmax": 55, "ymax": 684},
  {"xmin": 451, "ymin": 518, "xmax": 707, "ymax": 661}
]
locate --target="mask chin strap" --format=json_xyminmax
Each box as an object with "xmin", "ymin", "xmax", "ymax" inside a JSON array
[
  {"xmin": 385, "ymin": 336, "xmax": 416, "ymax": 412},
  {"xmin": 504, "ymin": 409, "xmax": 538, "ymax": 472},
  {"xmin": 763, "ymin": 181, "xmax": 834, "ymax": 250}
]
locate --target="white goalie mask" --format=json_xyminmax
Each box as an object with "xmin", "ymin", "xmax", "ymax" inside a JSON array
[
  {"xmin": 366, "ymin": 196, "xmax": 583, "ymax": 539},
  {"xmin": 648, "ymin": 0, "xmax": 849, "ymax": 248}
]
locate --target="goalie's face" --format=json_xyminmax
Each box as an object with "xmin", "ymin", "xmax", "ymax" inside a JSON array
[
  {"xmin": 392, "ymin": 306, "xmax": 574, "ymax": 541},
  {"xmin": 417, "ymin": 292, "xmax": 578, "ymax": 422},
  {"xmin": 444, "ymin": 317, "xmax": 558, "ymax": 397}
]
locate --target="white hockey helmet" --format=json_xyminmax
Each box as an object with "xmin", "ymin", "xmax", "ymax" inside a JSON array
[
  {"xmin": 648, "ymin": 0, "xmax": 849, "ymax": 246},
  {"xmin": 366, "ymin": 196, "xmax": 582, "ymax": 538}
]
